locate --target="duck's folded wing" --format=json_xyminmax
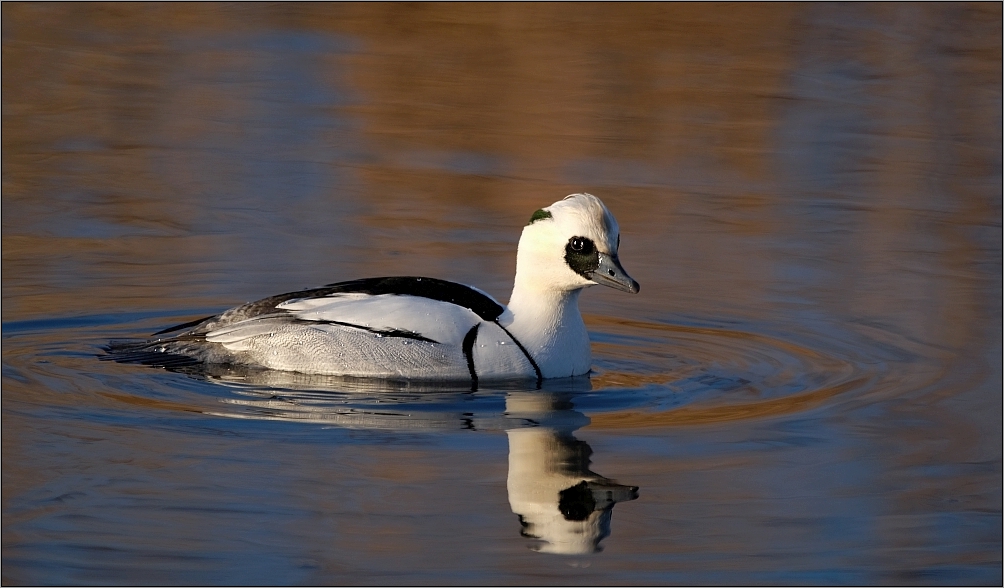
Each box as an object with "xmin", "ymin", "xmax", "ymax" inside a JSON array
[
  {"xmin": 119, "ymin": 277, "xmax": 509, "ymax": 378},
  {"xmin": 195, "ymin": 295, "xmax": 485, "ymax": 378},
  {"xmin": 205, "ymin": 293, "xmax": 483, "ymax": 348},
  {"xmin": 175, "ymin": 276, "xmax": 504, "ymax": 339}
]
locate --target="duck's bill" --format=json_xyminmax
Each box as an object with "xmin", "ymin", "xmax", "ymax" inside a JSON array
[{"xmin": 590, "ymin": 253, "xmax": 640, "ymax": 293}]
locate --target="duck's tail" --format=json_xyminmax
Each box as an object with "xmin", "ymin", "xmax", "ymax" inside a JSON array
[{"xmin": 101, "ymin": 338, "xmax": 204, "ymax": 370}]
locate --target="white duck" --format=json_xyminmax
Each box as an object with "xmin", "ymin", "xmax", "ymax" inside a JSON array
[{"xmin": 109, "ymin": 193, "xmax": 639, "ymax": 384}]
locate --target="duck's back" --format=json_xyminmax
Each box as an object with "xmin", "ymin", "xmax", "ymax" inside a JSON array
[{"xmin": 107, "ymin": 277, "xmax": 538, "ymax": 382}]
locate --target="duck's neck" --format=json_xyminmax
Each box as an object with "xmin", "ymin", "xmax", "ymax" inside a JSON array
[{"xmin": 506, "ymin": 282, "xmax": 591, "ymax": 378}]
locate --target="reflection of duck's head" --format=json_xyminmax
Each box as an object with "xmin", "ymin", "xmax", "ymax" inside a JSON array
[
  {"xmin": 515, "ymin": 475, "xmax": 639, "ymax": 554},
  {"xmin": 505, "ymin": 392, "xmax": 638, "ymax": 555}
]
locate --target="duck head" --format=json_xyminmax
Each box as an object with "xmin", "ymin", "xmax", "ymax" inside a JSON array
[{"xmin": 515, "ymin": 193, "xmax": 639, "ymax": 295}]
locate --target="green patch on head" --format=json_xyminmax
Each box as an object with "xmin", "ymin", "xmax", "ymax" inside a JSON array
[{"xmin": 527, "ymin": 208, "xmax": 552, "ymax": 225}]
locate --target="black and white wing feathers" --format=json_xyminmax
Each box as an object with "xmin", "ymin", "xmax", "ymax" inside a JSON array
[{"xmin": 105, "ymin": 277, "xmax": 535, "ymax": 381}]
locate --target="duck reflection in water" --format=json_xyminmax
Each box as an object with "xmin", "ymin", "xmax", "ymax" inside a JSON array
[
  {"xmin": 505, "ymin": 392, "xmax": 639, "ymax": 555},
  {"xmin": 130, "ymin": 366, "xmax": 639, "ymax": 554}
]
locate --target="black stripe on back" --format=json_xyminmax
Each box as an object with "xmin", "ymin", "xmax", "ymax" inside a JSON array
[
  {"xmin": 462, "ymin": 323, "xmax": 480, "ymax": 390},
  {"xmin": 294, "ymin": 319, "xmax": 439, "ymax": 343},
  {"xmin": 156, "ymin": 277, "xmax": 504, "ymax": 337},
  {"xmin": 309, "ymin": 277, "xmax": 504, "ymax": 321}
]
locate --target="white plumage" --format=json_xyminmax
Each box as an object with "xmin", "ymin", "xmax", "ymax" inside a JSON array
[{"xmin": 108, "ymin": 193, "xmax": 639, "ymax": 384}]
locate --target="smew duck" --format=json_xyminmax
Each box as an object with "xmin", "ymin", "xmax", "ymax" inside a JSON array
[{"xmin": 108, "ymin": 193, "xmax": 639, "ymax": 385}]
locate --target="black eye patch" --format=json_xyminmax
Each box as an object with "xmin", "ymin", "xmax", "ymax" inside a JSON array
[{"xmin": 564, "ymin": 236, "xmax": 599, "ymax": 278}]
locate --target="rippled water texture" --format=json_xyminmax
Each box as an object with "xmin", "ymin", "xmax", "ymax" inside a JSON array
[{"xmin": 3, "ymin": 4, "xmax": 1001, "ymax": 585}]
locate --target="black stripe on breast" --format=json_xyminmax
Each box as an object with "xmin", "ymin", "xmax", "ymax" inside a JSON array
[
  {"xmin": 295, "ymin": 319, "xmax": 439, "ymax": 343},
  {"xmin": 462, "ymin": 323, "xmax": 480, "ymax": 390},
  {"xmin": 495, "ymin": 321, "xmax": 543, "ymax": 387}
]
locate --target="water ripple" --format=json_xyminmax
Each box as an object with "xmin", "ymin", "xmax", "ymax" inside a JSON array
[{"xmin": 2, "ymin": 310, "xmax": 922, "ymax": 434}]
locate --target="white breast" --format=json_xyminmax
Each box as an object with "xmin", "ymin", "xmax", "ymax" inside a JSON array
[{"xmin": 471, "ymin": 321, "xmax": 536, "ymax": 380}]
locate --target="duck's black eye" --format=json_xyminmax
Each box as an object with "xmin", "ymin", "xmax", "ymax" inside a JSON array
[{"xmin": 569, "ymin": 237, "xmax": 592, "ymax": 253}]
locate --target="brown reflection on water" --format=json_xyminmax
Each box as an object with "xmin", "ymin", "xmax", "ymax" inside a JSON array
[
  {"xmin": 98, "ymin": 391, "xmax": 202, "ymax": 415},
  {"xmin": 3, "ymin": 2, "xmax": 806, "ymax": 317},
  {"xmin": 331, "ymin": 3, "xmax": 800, "ymax": 179},
  {"xmin": 589, "ymin": 377, "xmax": 865, "ymax": 429}
]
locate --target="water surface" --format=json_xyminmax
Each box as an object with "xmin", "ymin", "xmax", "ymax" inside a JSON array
[{"xmin": 3, "ymin": 3, "xmax": 1001, "ymax": 584}]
